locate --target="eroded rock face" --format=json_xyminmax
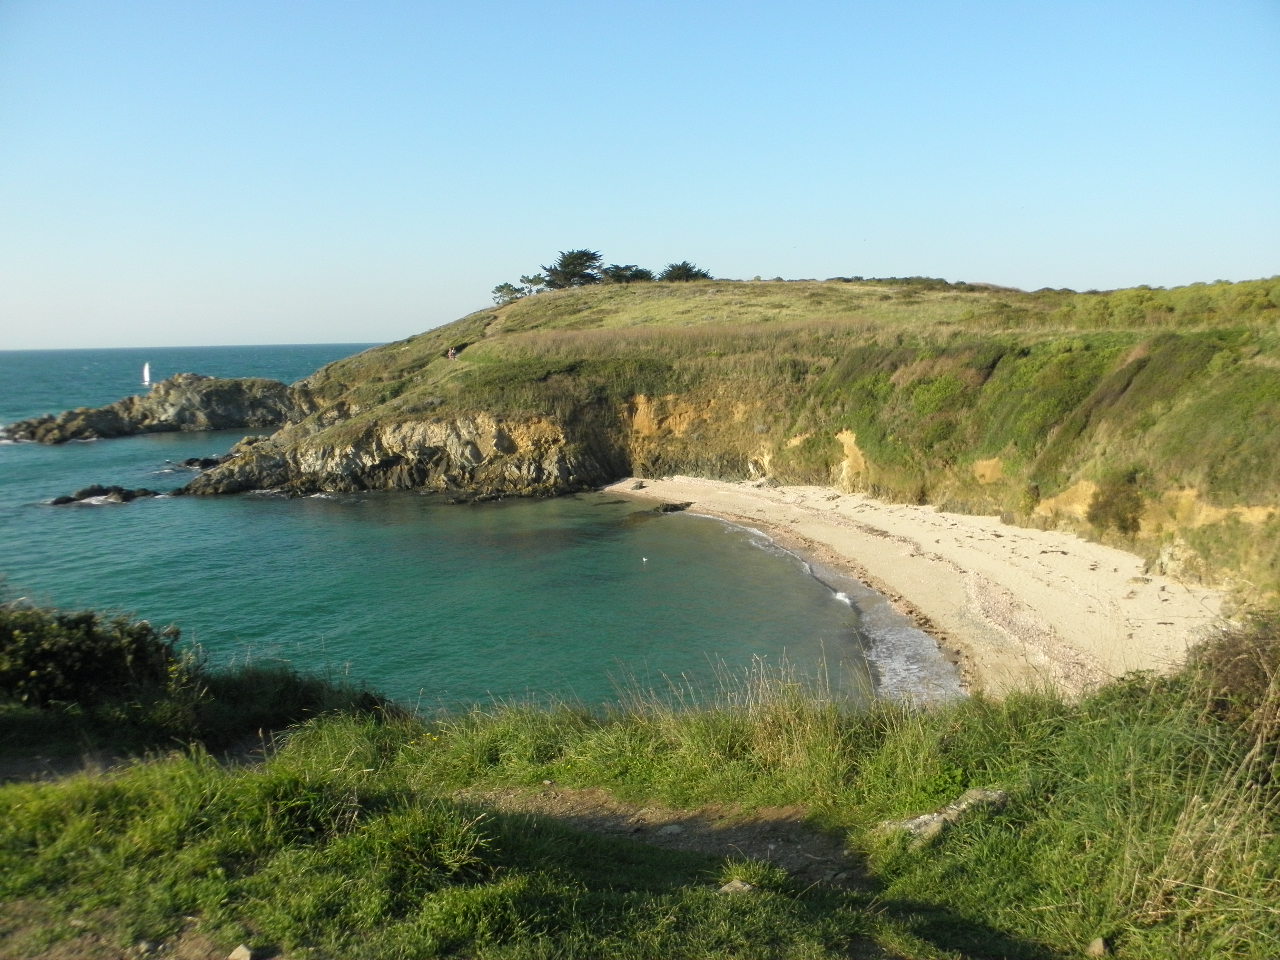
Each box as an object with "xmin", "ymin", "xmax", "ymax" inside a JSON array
[
  {"xmin": 2, "ymin": 374, "xmax": 299, "ymax": 443},
  {"xmin": 181, "ymin": 412, "xmax": 629, "ymax": 497}
]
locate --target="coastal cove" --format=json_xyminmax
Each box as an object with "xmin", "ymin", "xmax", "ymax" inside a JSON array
[{"xmin": 0, "ymin": 347, "xmax": 962, "ymax": 709}]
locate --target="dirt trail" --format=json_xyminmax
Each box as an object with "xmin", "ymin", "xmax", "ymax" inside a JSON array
[{"xmin": 455, "ymin": 783, "xmax": 866, "ymax": 888}]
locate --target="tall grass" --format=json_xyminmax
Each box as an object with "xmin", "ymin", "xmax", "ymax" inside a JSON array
[{"xmin": 4, "ymin": 621, "xmax": 1279, "ymax": 957}]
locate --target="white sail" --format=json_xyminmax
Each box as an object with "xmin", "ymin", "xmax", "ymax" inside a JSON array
[{"xmin": 142, "ymin": 362, "xmax": 151, "ymax": 386}]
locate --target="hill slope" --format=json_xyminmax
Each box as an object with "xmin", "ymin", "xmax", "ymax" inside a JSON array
[{"xmin": 184, "ymin": 277, "xmax": 1280, "ymax": 600}]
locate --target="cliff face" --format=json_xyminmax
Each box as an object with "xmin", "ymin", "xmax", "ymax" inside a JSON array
[
  {"xmin": 3, "ymin": 374, "xmax": 299, "ymax": 443},
  {"xmin": 183, "ymin": 411, "xmax": 630, "ymax": 497}
]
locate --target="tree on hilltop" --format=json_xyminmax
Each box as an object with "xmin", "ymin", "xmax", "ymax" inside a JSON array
[
  {"xmin": 492, "ymin": 282, "xmax": 533, "ymax": 305},
  {"xmin": 540, "ymin": 249, "xmax": 604, "ymax": 289},
  {"xmin": 493, "ymin": 249, "xmax": 708, "ymax": 303},
  {"xmin": 658, "ymin": 261, "xmax": 713, "ymax": 281},
  {"xmin": 602, "ymin": 264, "xmax": 655, "ymax": 284}
]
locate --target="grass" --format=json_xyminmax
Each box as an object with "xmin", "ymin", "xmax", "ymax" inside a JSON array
[{"xmin": 3, "ymin": 617, "xmax": 1278, "ymax": 959}]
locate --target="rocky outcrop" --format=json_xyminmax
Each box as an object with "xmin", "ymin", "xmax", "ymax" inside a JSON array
[
  {"xmin": 49, "ymin": 484, "xmax": 161, "ymax": 505},
  {"xmin": 875, "ymin": 787, "xmax": 1009, "ymax": 848},
  {"xmin": 3, "ymin": 374, "xmax": 299, "ymax": 443},
  {"xmin": 181, "ymin": 412, "xmax": 629, "ymax": 498}
]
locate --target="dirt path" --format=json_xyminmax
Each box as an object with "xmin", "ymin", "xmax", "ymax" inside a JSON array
[{"xmin": 455, "ymin": 782, "xmax": 866, "ymax": 889}]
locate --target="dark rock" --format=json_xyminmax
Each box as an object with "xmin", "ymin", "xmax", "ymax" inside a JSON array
[
  {"xmin": 181, "ymin": 409, "xmax": 630, "ymax": 499},
  {"xmin": 179, "ymin": 455, "xmax": 228, "ymax": 470},
  {"xmin": 3, "ymin": 373, "xmax": 299, "ymax": 444},
  {"xmin": 655, "ymin": 501, "xmax": 693, "ymax": 513},
  {"xmin": 53, "ymin": 485, "xmax": 161, "ymax": 505}
]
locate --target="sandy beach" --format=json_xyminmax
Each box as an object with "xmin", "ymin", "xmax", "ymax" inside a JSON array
[{"xmin": 605, "ymin": 476, "xmax": 1227, "ymax": 697}]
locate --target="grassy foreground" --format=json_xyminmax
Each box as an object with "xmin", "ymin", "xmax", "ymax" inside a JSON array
[{"xmin": 2, "ymin": 612, "xmax": 1278, "ymax": 959}]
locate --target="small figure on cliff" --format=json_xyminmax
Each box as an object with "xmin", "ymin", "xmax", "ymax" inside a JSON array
[{"xmin": 447, "ymin": 347, "xmax": 457, "ymax": 360}]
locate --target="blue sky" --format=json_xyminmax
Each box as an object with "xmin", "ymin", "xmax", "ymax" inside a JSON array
[{"xmin": 1, "ymin": 0, "xmax": 1277, "ymax": 349}]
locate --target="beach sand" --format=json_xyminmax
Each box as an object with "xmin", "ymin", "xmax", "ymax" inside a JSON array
[{"xmin": 605, "ymin": 476, "xmax": 1227, "ymax": 697}]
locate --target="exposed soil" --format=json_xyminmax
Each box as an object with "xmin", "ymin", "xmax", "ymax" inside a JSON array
[{"xmin": 454, "ymin": 782, "xmax": 868, "ymax": 889}]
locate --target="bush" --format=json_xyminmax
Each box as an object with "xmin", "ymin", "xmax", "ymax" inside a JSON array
[
  {"xmin": 0, "ymin": 602, "xmax": 394, "ymax": 751},
  {"xmin": 0, "ymin": 603, "xmax": 184, "ymax": 708},
  {"xmin": 1186, "ymin": 612, "xmax": 1280, "ymax": 730},
  {"xmin": 658, "ymin": 261, "xmax": 712, "ymax": 281},
  {"xmin": 1086, "ymin": 467, "xmax": 1145, "ymax": 535}
]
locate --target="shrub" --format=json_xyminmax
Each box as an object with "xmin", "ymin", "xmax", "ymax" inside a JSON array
[
  {"xmin": 1086, "ymin": 467, "xmax": 1145, "ymax": 535},
  {"xmin": 0, "ymin": 602, "xmax": 393, "ymax": 751},
  {"xmin": 658, "ymin": 261, "xmax": 713, "ymax": 281},
  {"xmin": 1186, "ymin": 612, "xmax": 1280, "ymax": 731},
  {"xmin": 0, "ymin": 603, "xmax": 184, "ymax": 708}
]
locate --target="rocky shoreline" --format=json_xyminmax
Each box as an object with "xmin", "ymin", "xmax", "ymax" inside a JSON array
[
  {"xmin": 2, "ymin": 373, "xmax": 299, "ymax": 444},
  {"xmin": 178, "ymin": 410, "xmax": 627, "ymax": 498}
]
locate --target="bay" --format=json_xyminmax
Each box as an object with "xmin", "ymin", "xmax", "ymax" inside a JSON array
[{"xmin": 0, "ymin": 345, "xmax": 959, "ymax": 708}]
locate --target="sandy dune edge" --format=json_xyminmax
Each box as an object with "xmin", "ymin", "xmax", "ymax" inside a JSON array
[{"xmin": 605, "ymin": 476, "xmax": 1227, "ymax": 697}]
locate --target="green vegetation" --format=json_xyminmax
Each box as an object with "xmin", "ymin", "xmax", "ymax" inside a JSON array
[
  {"xmin": 13, "ymin": 274, "xmax": 1280, "ymax": 954},
  {"xmin": 602, "ymin": 263, "xmax": 656, "ymax": 284},
  {"xmin": 0, "ymin": 603, "xmax": 385, "ymax": 756},
  {"xmin": 657, "ymin": 260, "xmax": 713, "ymax": 281},
  {"xmin": 3, "ymin": 607, "xmax": 1279, "ymax": 958}
]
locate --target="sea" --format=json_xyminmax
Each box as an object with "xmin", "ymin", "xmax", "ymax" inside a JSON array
[{"xmin": 0, "ymin": 344, "xmax": 963, "ymax": 710}]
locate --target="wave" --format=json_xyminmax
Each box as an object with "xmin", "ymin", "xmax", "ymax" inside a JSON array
[{"xmin": 684, "ymin": 509, "xmax": 964, "ymax": 702}]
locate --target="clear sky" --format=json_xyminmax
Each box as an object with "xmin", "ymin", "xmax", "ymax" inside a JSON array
[{"xmin": 2, "ymin": 0, "xmax": 1277, "ymax": 349}]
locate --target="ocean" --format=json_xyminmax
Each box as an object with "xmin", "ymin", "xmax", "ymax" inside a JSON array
[{"xmin": 0, "ymin": 344, "xmax": 962, "ymax": 709}]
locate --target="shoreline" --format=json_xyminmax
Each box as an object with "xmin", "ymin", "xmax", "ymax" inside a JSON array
[{"xmin": 605, "ymin": 476, "xmax": 1228, "ymax": 697}]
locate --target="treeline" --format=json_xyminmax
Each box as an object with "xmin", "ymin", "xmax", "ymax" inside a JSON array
[{"xmin": 493, "ymin": 248, "xmax": 712, "ymax": 304}]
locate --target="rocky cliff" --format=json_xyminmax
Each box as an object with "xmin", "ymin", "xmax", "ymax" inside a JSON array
[
  {"xmin": 182, "ymin": 411, "xmax": 629, "ymax": 497},
  {"xmin": 3, "ymin": 373, "xmax": 301, "ymax": 443},
  {"xmin": 181, "ymin": 277, "xmax": 1280, "ymax": 599}
]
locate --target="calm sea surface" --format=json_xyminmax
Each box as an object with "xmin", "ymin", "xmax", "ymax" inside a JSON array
[{"xmin": 0, "ymin": 345, "xmax": 962, "ymax": 708}]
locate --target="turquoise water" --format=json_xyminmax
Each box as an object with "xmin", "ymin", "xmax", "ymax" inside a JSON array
[{"xmin": 1, "ymin": 345, "xmax": 959, "ymax": 708}]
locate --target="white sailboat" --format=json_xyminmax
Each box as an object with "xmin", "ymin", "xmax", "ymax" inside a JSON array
[{"xmin": 142, "ymin": 362, "xmax": 151, "ymax": 387}]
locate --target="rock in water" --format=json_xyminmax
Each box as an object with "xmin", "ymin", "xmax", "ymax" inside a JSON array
[
  {"xmin": 181, "ymin": 412, "xmax": 628, "ymax": 498},
  {"xmin": 2, "ymin": 373, "xmax": 298, "ymax": 443},
  {"xmin": 50, "ymin": 485, "xmax": 161, "ymax": 505}
]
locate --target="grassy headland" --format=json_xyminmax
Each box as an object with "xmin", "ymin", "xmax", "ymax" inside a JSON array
[
  {"xmin": 232, "ymin": 276, "xmax": 1280, "ymax": 602},
  {"xmin": 3, "ymin": 605, "xmax": 1279, "ymax": 958}
]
